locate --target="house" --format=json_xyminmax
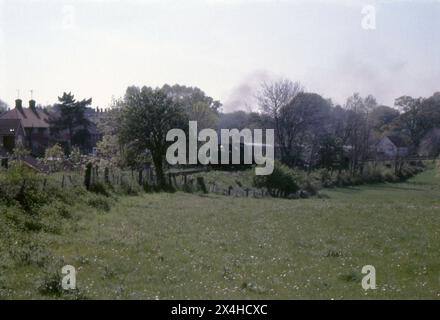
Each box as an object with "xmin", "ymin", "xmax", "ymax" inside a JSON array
[
  {"xmin": 0, "ymin": 98, "xmax": 105, "ymax": 157},
  {"xmin": 0, "ymin": 99, "xmax": 50, "ymax": 156},
  {"xmin": 0, "ymin": 118, "xmax": 26, "ymax": 153},
  {"xmin": 376, "ymin": 136, "xmax": 410, "ymax": 159},
  {"xmin": 0, "ymin": 118, "xmax": 26, "ymax": 167}
]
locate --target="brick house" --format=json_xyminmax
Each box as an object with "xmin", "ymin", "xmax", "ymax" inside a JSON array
[{"xmin": 0, "ymin": 99, "xmax": 50, "ymax": 156}]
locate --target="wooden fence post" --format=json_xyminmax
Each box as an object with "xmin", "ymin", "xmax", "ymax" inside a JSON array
[
  {"xmin": 104, "ymin": 167, "xmax": 110, "ymax": 184},
  {"xmin": 138, "ymin": 169, "xmax": 143, "ymax": 186},
  {"xmin": 84, "ymin": 163, "xmax": 92, "ymax": 190}
]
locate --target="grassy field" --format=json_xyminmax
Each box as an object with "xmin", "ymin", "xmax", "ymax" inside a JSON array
[{"xmin": 1, "ymin": 169, "xmax": 440, "ymax": 299}]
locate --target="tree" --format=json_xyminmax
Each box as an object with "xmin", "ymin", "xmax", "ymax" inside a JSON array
[
  {"xmin": 51, "ymin": 92, "xmax": 92, "ymax": 152},
  {"xmin": 318, "ymin": 135, "xmax": 344, "ymax": 171},
  {"xmin": 97, "ymin": 101, "xmax": 123, "ymax": 136},
  {"xmin": 188, "ymin": 101, "xmax": 219, "ymax": 130},
  {"xmin": 96, "ymin": 134, "xmax": 124, "ymax": 167},
  {"xmin": 44, "ymin": 144, "xmax": 65, "ymax": 172},
  {"xmin": 257, "ymin": 79, "xmax": 303, "ymax": 162},
  {"xmin": 219, "ymin": 111, "xmax": 250, "ymax": 130},
  {"xmin": 162, "ymin": 84, "xmax": 221, "ymax": 130},
  {"xmin": 0, "ymin": 99, "xmax": 8, "ymax": 114},
  {"xmin": 162, "ymin": 84, "xmax": 221, "ymax": 112},
  {"xmin": 277, "ymin": 92, "xmax": 331, "ymax": 166},
  {"xmin": 12, "ymin": 141, "xmax": 30, "ymax": 163},
  {"xmin": 258, "ymin": 79, "xmax": 303, "ymax": 117},
  {"xmin": 118, "ymin": 86, "xmax": 187, "ymax": 188},
  {"xmin": 369, "ymin": 105, "xmax": 400, "ymax": 131},
  {"xmin": 344, "ymin": 93, "xmax": 375, "ymax": 173},
  {"xmin": 96, "ymin": 99, "xmax": 148, "ymax": 169},
  {"xmin": 96, "ymin": 102, "xmax": 126, "ymax": 167},
  {"xmin": 69, "ymin": 146, "xmax": 82, "ymax": 169},
  {"xmin": 395, "ymin": 96, "xmax": 423, "ymax": 145},
  {"xmin": 394, "ymin": 95, "xmax": 440, "ymax": 147}
]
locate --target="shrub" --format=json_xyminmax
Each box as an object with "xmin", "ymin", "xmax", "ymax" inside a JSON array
[
  {"xmin": 318, "ymin": 169, "xmax": 334, "ymax": 188},
  {"xmin": 362, "ymin": 168, "xmax": 384, "ymax": 184},
  {"xmin": 87, "ymin": 196, "xmax": 111, "ymax": 212},
  {"xmin": 117, "ymin": 179, "xmax": 140, "ymax": 196},
  {"xmin": 89, "ymin": 181, "xmax": 110, "ymax": 197},
  {"xmin": 197, "ymin": 176, "xmax": 208, "ymax": 194},
  {"xmin": 38, "ymin": 269, "xmax": 63, "ymax": 297},
  {"xmin": 0, "ymin": 163, "xmax": 49, "ymax": 213},
  {"xmin": 253, "ymin": 162, "xmax": 299, "ymax": 198},
  {"xmin": 301, "ymin": 178, "xmax": 320, "ymax": 196},
  {"xmin": 44, "ymin": 144, "xmax": 65, "ymax": 172}
]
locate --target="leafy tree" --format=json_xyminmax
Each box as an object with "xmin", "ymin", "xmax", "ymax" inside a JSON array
[
  {"xmin": 219, "ymin": 111, "xmax": 273, "ymax": 131},
  {"xmin": 118, "ymin": 86, "xmax": 187, "ymax": 188},
  {"xmin": 318, "ymin": 135, "xmax": 344, "ymax": 171},
  {"xmin": 278, "ymin": 92, "xmax": 332, "ymax": 166},
  {"xmin": 96, "ymin": 135, "xmax": 123, "ymax": 167},
  {"xmin": 394, "ymin": 95, "xmax": 440, "ymax": 147},
  {"xmin": 51, "ymin": 92, "xmax": 92, "ymax": 152},
  {"xmin": 0, "ymin": 98, "xmax": 8, "ymax": 114},
  {"xmin": 69, "ymin": 146, "xmax": 82, "ymax": 169},
  {"xmin": 44, "ymin": 144, "xmax": 65, "ymax": 172},
  {"xmin": 161, "ymin": 84, "xmax": 221, "ymax": 132},
  {"xmin": 188, "ymin": 101, "xmax": 219, "ymax": 130},
  {"xmin": 369, "ymin": 105, "xmax": 400, "ymax": 131},
  {"xmin": 12, "ymin": 141, "xmax": 30, "ymax": 162},
  {"xmin": 219, "ymin": 111, "xmax": 250, "ymax": 130},
  {"xmin": 395, "ymin": 96, "xmax": 424, "ymax": 145},
  {"xmin": 97, "ymin": 99, "xmax": 123, "ymax": 136},
  {"xmin": 96, "ymin": 99, "xmax": 149, "ymax": 169},
  {"xmin": 162, "ymin": 84, "xmax": 222, "ymax": 114}
]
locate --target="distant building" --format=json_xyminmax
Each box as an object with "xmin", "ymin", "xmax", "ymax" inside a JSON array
[
  {"xmin": 0, "ymin": 99, "xmax": 50, "ymax": 156},
  {"xmin": 376, "ymin": 136, "xmax": 410, "ymax": 159}
]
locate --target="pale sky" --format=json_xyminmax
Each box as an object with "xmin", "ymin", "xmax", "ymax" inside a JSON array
[{"xmin": 0, "ymin": 0, "xmax": 439, "ymax": 112}]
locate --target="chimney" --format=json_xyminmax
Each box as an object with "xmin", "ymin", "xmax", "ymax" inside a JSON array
[
  {"xmin": 15, "ymin": 99, "xmax": 23, "ymax": 110},
  {"xmin": 29, "ymin": 99, "xmax": 37, "ymax": 113}
]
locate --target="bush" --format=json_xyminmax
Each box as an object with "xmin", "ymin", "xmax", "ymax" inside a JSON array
[
  {"xmin": 89, "ymin": 181, "xmax": 110, "ymax": 197},
  {"xmin": 0, "ymin": 163, "xmax": 49, "ymax": 213},
  {"xmin": 44, "ymin": 144, "xmax": 65, "ymax": 172},
  {"xmin": 361, "ymin": 168, "xmax": 385, "ymax": 184},
  {"xmin": 117, "ymin": 179, "xmax": 140, "ymax": 196},
  {"xmin": 38, "ymin": 268, "xmax": 63, "ymax": 297},
  {"xmin": 253, "ymin": 162, "xmax": 300, "ymax": 198},
  {"xmin": 318, "ymin": 169, "xmax": 334, "ymax": 188},
  {"xmin": 301, "ymin": 178, "xmax": 320, "ymax": 196},
  {"xmin": 87, "ymin": 196, "xmax": 111, "ymax": 212},
  {"xmin": 332, "ymin": 162, "xmax": 425, "ymax": 187}
]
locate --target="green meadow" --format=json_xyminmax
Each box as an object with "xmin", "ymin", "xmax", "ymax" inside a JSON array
[{"xmin": 1, "ymin": 169, "xmax": 440, "ymax": 299}]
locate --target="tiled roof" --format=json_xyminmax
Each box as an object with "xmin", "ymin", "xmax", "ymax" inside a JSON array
[
  {"xmin": 387, "ymin": 136, "xmax": 409, "ymax": 148},
  {"xmin": 0, "ymin": 107, "xmax": 50, "ymax": 128}
]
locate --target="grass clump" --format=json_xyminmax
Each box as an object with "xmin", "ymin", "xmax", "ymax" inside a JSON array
[{"xmin": 87, "ymin": 195, "xmax": 112, "ymax": 212}]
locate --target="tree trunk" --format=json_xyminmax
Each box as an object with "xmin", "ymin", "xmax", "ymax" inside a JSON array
[
  {"xmin": 68, "ymin": 125, "xmax": 73, "ymax": 152},
  {"xmin": 153, "ymin": 155, "xmax": 166, "ymax": 188}
]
